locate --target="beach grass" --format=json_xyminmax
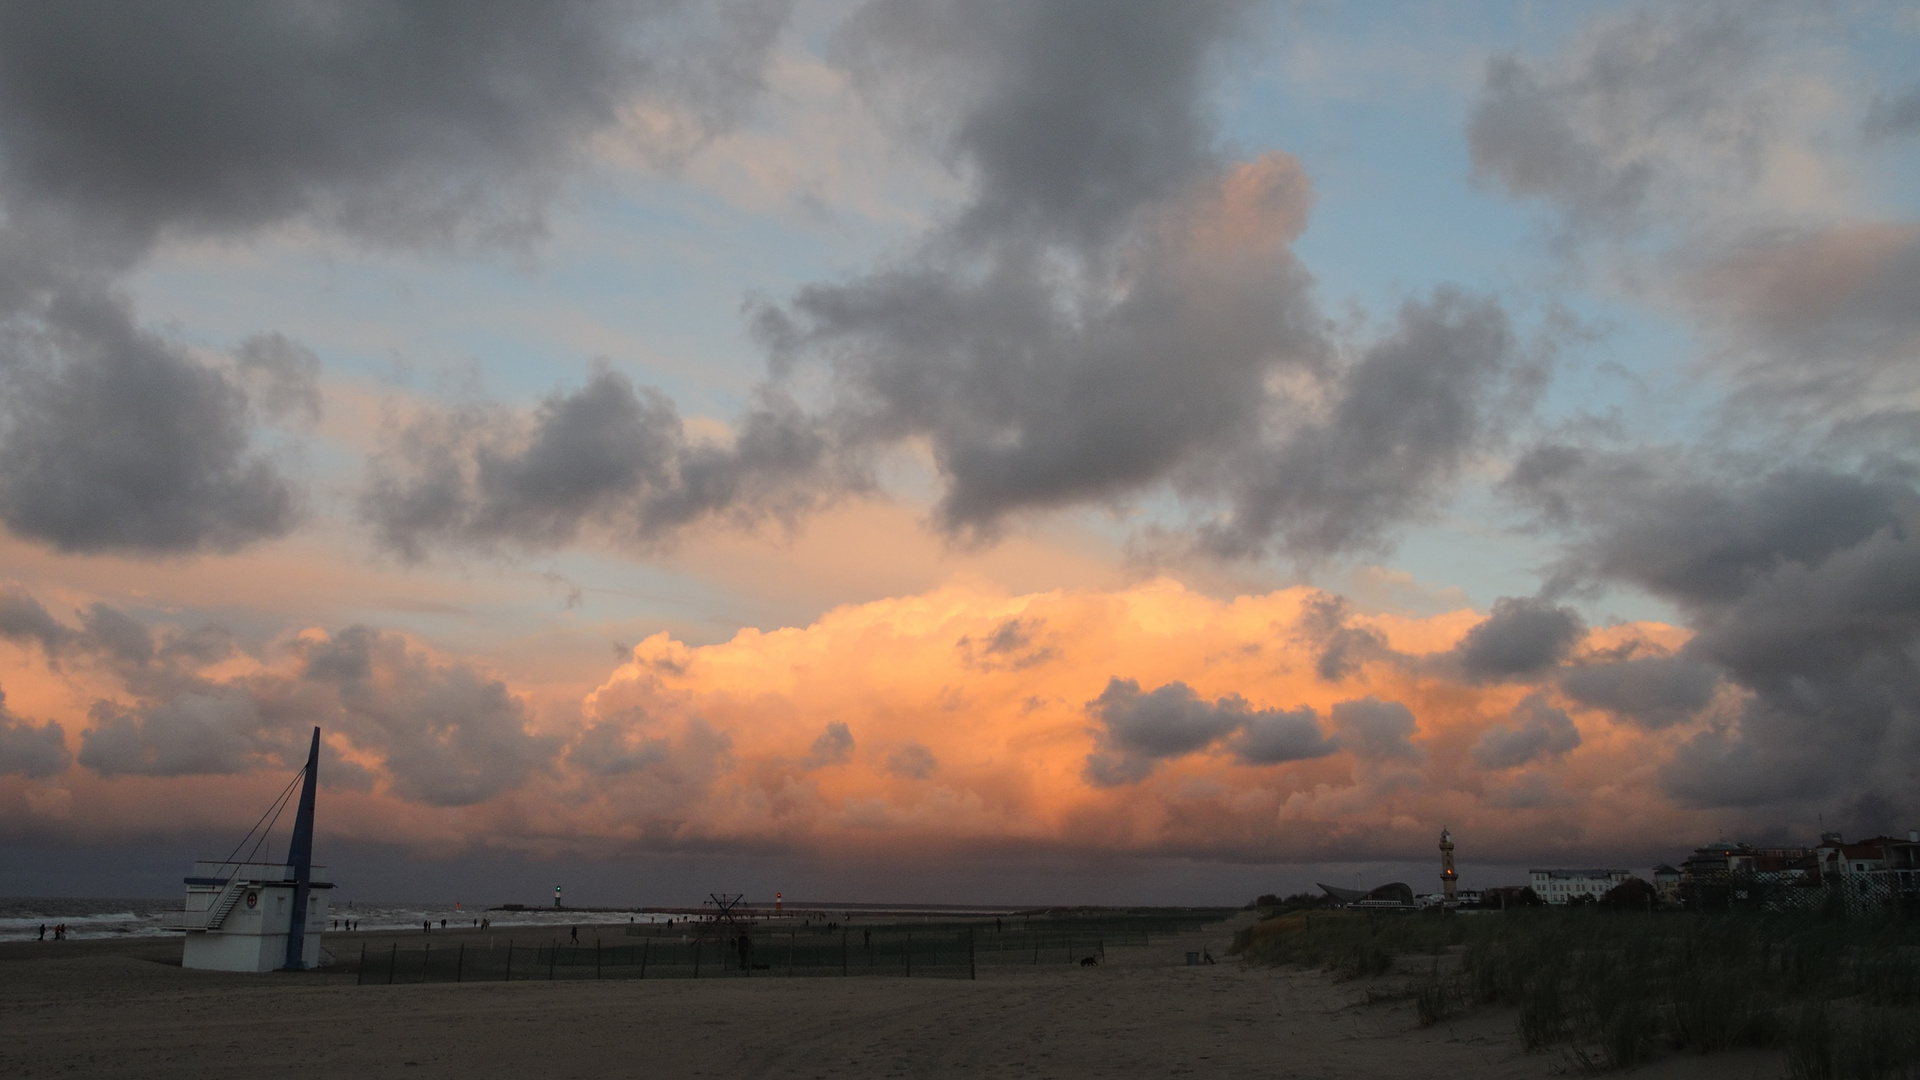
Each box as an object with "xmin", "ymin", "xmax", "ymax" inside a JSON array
[{"xmin": 1231, "ymin": 907, "xmax": 1920, "ymax": 1075}]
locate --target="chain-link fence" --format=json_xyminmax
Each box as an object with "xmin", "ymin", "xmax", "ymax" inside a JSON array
[
  {"xmin": 1683, "ymin": 873, "xmax": 1920, "ymax": 917},
  {"xmin": 356, "ymin": 930, "xmax": 980, "ymax": 984},
  {"xmin": 354, "ymin": 909, "xmax": 1238, "ymax": 986}
]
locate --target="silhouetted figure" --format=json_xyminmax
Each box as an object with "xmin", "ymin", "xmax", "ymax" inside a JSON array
[
  {"xmin": 863, "ymin": 929, "xmax": 870, "ymax": 947},
  {"xmin": 440, "ymin": 919, "xmax": 447, "ymax": 929},
  {"xmin": 36, "ymin": 924, "xmax": 44, "ymax": 940},
  {"xmin": 1202, "ymin": 947, "xmax": 1215, "ymax": 965},
  {"xmin": 570, "ymin": 926, "xmax": 579, "ymax": 945}
]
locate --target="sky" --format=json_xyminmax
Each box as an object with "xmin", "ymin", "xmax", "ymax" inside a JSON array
[{"xmin": 2, "ymin": 0, "xmax": 1919, "ymax": 907}]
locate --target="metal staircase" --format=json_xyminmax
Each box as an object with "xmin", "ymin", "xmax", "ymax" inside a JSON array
[{"xmin": 203, "ymin": 881, "xmax": 246, "ymax": 930}]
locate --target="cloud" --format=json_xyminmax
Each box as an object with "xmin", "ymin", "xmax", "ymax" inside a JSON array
[
  {"xmin": 0, "ymin": 0, "xmax": 791, "ymax": 557},
  {"xmin": 883, "ymin": 740, "xmax": 937, "ymax": 779},
  {"xmin": 0, "ymin": 583, "xmax": 561, "ymax": 804},
  {"xmin": 0, "ymin": 288, "xmax": 300, "ymax": 553},
  {"xmin": 234, "ymin": 332, "xmax": 323, "ymax": 424},
  {"xmin": 1510, "ymin": 450, "xmax": 1920, "ymax": 822},
  {"xmin": 957, "ymin": 616, "xmax": 1056, "ymax": 671},
  {"xmin": 1228, "ymin": 706, "xmax": 1337, "ymax": 767},
  {"xmin": 0, "ymin": 686, "xmax": 69, "ymax": 778},
  {"xmin": 1467, "ymin": 4, "xmax": 1848, "ymax": 239},
  {"xmin": 1083, "ymin": 677, "xmax": 1335, "ymax": 786},
  {"xmin": 1329, "ymin": 697, "xmax": 1421, "ymax": 762},
  {"xmin": 361, "ymin": 365, "xmax": 849, "ymax": 558},
  {"xmin": 78, "ymin": 688, "xmax": 267, "ymax": 778},
  {"xmin": 0, "ymin": 578, "xmax": 1811, "ymax": 860},
  {"xmin": 1471, "ymin": 693, "xmax": 1580, "ymax": 769},
  {"xmin": 1083, "ymin": 678, "xmax": 1253, "ymax": 786},
  {"xmin": 1456, "ymin": 596, "xmax": 1584, "ymax": 682},
  {"xmin": 1865, "ymin": 81, "xmax": 1920, "ymax": 141},
  {"xmin": 1559, "ymin": 653, "xmax": 1718, "ymax": 730},
  {"xmin": 0, "ymin": 584, "xmax": 74, "ymax": 657},
  {"xmin": 803, "ymin": 721, "xmax": 855, "ymax": 769},
  {"xmin": 0, "ymin": 0, "xmax": 787, "ymax": 252},
  {"xmin": 1194, "ymin": 289, "xmax": 1533, "ymax": 561}
]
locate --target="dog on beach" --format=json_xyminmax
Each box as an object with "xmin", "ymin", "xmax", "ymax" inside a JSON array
[{"xmin": 1080, "ymin": 956, "xmax": 1098, "ymax": 966}]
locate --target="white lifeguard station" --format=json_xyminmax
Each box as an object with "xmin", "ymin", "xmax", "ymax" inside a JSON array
[{"xmin": 165, "ymin": 727, "xmax": 333, "ymax": 972}]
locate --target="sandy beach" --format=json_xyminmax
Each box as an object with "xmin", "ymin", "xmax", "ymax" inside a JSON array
[{"xmin": 0, "ymin": 914, "xmax": 1791, "ymax": 1080}]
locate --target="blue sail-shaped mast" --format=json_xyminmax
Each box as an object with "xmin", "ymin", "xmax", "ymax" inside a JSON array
[{"xmin": 282, "ymin": 727, "xmax": 320, "ymax": 971}]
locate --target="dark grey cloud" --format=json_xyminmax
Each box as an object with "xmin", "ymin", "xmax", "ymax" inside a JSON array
[
  {"xmin": 8, "ymin": 585, "xmax": 559, "ymax": 803},
  {"xmin": 1083, "ymin": 677, "xmax": 1332, "ymax": 786},
  {"xmin": 884, "ymin": 740, "xmax": 937, "ymax": 779},
  {"xmin": 1560, "ymin": 653, "xmax": 1718, "ymax": 730},
  {"xmin": 0, "ymin": 686, "xmax": 69, "ymax": 778},
  {"xmin": 567, "ymin": 718, "xmax": 672, "ymax": 777},
  {"xmin": 1466, "ymin": 5, "xmax": 1774, "ymax": 237},
  {"xmin": 834, "ymin": 0, "xmax": 1253, "ymax": 250},
  {"xmin": 0, "ymin": 289, "xmax": 300, "ymax": 553},
  {"xmin": 0, "ymin": 0, "xmax": 785, "ymax": 252},
  {"xmin": 1228, "ymin": 706, "xmax": 1337, "ymax": 767},
  {"xmin": 1327, "ymin": 696, "xmax": 1421, "ymax": 762},
  {"xmin": 78, "ymin": 688, "xmax": 268, "ymax": 778},
  {"xmin": 234, "ymin": 333, "xmax": 322, "ymax": 423},
  {"xmin": 0, "ymin": 0, "xmax": 789, "ymax": 557},
  {"xmin": 1865, "ymin": 82, "xmax": 1920, "ymax": 141},
  {"xmin": 1511, "ymin": 450, "xmax": 1920, "ymax": 822},
  {"xmin": 957, "ymin": 617, "xmax": 1057, "ymax": 671},
  {"xmin": 1471, "ymin": 693, "xmax": 1580, "ymax": 770},
  {"xmin": 295, "ymin": 626, "xmax": 559, "ymax": 806},
  {"xmin": 0, "ymin": 584, "xmax": 74, "ymax": 657},
  {"xmin": 803, "ymin": 721, "xmax": 855, "ymax": 769},
  {"xmin": 1457, "ymin": 596, "xmax": 1584, "ymax": 682},
  {"xmin": 1195, "ymin": 290, "xmax": 1532, "ymax": 560},
  {"xmin": 1292, "ymin": 593, "xmax": 1393, "ymax": 682},
  {"xmin": 361, "ymin": 365, "xmax": 849, "ymax": 558}
]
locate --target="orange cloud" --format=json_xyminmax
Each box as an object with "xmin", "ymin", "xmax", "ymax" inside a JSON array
[{"xmin": 2, "ymin": 577, "xmax": 1730, "ymax": 866}]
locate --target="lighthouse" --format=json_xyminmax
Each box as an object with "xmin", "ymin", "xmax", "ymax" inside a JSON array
[{"xmin": 1439, "ymin": 827, "xmax": 1458, "ymax": 902}]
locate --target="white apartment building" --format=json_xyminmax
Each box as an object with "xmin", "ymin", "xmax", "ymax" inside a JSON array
[{"xmin": 1529, "ymin": 868, "xmax": 1630, "ymax": 904}]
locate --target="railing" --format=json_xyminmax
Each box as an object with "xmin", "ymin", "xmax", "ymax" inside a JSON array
[{"xmin": 158, "ymin": 879, "xmax": 249, "ymax": 930}]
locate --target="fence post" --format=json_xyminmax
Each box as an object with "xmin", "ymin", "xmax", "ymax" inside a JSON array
[
  {"xmin": 505, "ymin": 940, "xmax": 514, "ymax": 982},
  {"xmin": 456, "ymin": 942, "xmax": 465, "ymax": 983},
  {"xmin": 906, "ymin": 933, "xmax": 912, "ymax": 978},
  {"xmin": 357, "ymin": 942, "xmax": 367, "ymax": 985},
  {"xmin": 640, "ymin": 939, "xmax": 649, "ymax": 979},
  {"xmin": 788, "ymin": 931, "xmax": 794, "ymax": 976},
  {"xmin": 695, "ymin": 940, "xmax": 702, "ymax": 979},
  {"xmin": 549, "ymin": 940, "xmax": 557, "ymax": 981},
  {"xmin": 388, "ymin": 942, "xmax": 398, "ymax": 985},
  {"xmin": 596, "ymin": 940, "xmax": 602, "ymax": 980},
  {"xmin": 841, "ymin": 930, "xmax": 847, "ymax": 977},
  {"xmin": 969, "ymin": 931, "xmax": 976, "ymax": 981}
]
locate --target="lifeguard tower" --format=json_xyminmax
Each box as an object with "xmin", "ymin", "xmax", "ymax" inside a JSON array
[{"xmin": 164, "ymin": 728, "xmax": 333, "ymax": 971}]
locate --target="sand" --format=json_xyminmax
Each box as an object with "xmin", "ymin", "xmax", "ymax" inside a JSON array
[{"xmin": 0, "ymin": 915, "xmax": 1786, "ymax": 1079}]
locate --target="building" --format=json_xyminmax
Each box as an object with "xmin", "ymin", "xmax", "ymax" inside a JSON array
[
  {"xmin": 1528, "ymin": 868, "xmax": 1630, "ymax": 904},
  {"xmin": 164, "ymin": 726, "xmax": 332, "ymax": 972},
  {"xmin": 1814, "ymin": 831, "xmax": 1920, "ymax": 916},
  {"xmin": 162, "ymin": 860, "xmax": 333, "ymax": 971},
  {"xmin": 1651, "ymin": 865, "xmax": 1682, "ymax": 904}
]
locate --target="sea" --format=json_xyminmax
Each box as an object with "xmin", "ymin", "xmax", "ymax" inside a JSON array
[{"xmin": 0, "ymin": 897, "xmax": 671, "ymax": 943}]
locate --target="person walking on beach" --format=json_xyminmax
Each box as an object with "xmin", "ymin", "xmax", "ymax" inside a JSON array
[
  {"xmin": 37, "ymin": 923, "xmax": 45, "ymax": 940},
  {"xmin": 569, "ymin": 926, "xmax": 579, "ymax": 945}
]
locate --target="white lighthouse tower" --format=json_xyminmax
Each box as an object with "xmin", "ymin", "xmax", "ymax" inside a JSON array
[
  {"xmin": 1439, "ymin": 827, "xmax": 1458, "ymax": 904},
  {"xmin": 165, "ymin": 727, "xmax": 332, "ymax": 971}
]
